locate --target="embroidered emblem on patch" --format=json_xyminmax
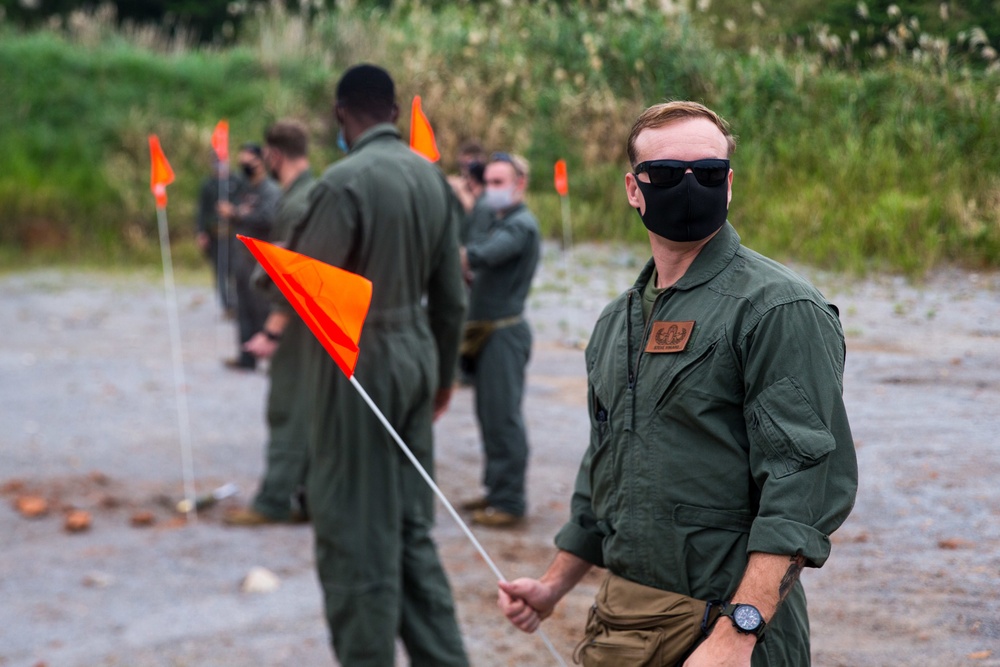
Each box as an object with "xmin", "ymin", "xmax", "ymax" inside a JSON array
[{"xmin": 645, "ymin": 321, "xmax": 695, "ymax": 353}]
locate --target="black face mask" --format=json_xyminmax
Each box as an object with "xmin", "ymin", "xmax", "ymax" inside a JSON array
[
  {"xmin": 634, "ymin": 173, "xmax": 728, "ymax": 242},
  {"xmin": 241, "ymin": 162, "xmax": 257, "ymax": 178}
]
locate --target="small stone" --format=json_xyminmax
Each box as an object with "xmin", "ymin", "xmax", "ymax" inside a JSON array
[
  {"xmin": 937, "ymin": 538, "xmax": 975, "ymax": 550},
  {"xmin": 64, "ymin": 509, "xmax": 92, "ymax": 533},
  {"xmin": 241, "ymin": 566, "xmax": 280, "ymax": 593},
  {"xmin": 82, "ymin": 572, "xmax": 114, "ymax": 588},
  {"xmin": 130, "ymin": 510, "xmax": 156, "ymax": 527},
  {"xmin": 15, "ymin": 495, "xmax": 49, "ymax": 518}
]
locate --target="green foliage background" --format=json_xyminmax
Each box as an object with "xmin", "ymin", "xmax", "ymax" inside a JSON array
[{"xmin": 1, "ymin": 0, "xmax": 999, "ymax": 274}]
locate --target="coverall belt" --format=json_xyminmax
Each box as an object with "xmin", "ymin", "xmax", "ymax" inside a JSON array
[{"xmin": 460, "ymin": 314, "xmax": 524, "ymax": 359}]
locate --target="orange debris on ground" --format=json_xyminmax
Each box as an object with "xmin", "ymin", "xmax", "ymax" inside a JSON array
[
  {"xmin": 63, "ymin": 509, "xmax": 92, "ymax": 533},
  {"xmin": 130, "ymin": 510, "xmax": 156, "ymax": 527},
  {"xmin": 15, "ymin": 495, "xmax": 49, "ymax": 518}
]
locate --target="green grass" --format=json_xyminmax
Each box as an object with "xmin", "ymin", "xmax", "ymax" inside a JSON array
[{"xmin": 1, "ymin": 2, "xmax": 999, "ymax": 275}]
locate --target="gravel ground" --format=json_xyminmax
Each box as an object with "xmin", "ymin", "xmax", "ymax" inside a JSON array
[{"xmin": 2, "ymin": 243, "xmax": 999, "ymax": 666}]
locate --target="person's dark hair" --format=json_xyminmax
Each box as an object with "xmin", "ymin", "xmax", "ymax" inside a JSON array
[
  {"xmin": 265, "ymin": 120, "xmax": 309, "ymax": 159},
  {"xmin": 335, "ymin": 64, "xmax": 396, "ymax": 122},
  {"xmin": 241, "ymin": 142, "xmax": 264, "ymax": 159},
  {"xmin": 458, "ymin": 141, "xmax": 485, "ymax": 161},
  {"xmin": 466, "ymin": 161, "xmax": 485, "ymax": 187}
]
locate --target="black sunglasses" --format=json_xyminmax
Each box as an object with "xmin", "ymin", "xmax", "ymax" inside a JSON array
[{"xmin": 633, "ymin": 158, "xmax": 730, "ymax": 188}]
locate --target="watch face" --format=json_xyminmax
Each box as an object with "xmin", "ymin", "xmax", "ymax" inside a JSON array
[{"xmin": 733, "ymin": 605, "xmax": 762, "ymax": 631}]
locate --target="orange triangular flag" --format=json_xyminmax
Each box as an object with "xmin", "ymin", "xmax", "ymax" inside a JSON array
[
  {"xmin": 409, "ymin": 96, "xmax": 441, "ymax": 162},
  {"xmin": 211, "ymin": 120, "xmax": 229, "ymax": 162},
  {"xmin": 149, "ymin": 135, "xmax": 175, "ymax": 209},
  {"xmin": 238, "ymin": 235, "xmax": 373, "ymax": 378},
  {"xmin": 554, "ymin": 159, "xmax": 569, "ymax": 197}
]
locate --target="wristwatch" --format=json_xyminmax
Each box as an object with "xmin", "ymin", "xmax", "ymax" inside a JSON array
[{"xmin": 719, "ymin": 602, "xmax": 766, "ymax": 640}]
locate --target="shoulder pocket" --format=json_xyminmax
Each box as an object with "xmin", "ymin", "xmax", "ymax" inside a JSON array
[{"xmin": 748, "ymin": 376, "xmax": 836, "ymax": 478}]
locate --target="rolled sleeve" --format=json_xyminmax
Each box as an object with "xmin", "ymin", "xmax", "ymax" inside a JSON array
[
  {"xmin": 743, "ymin": 300, "xmax": 859, "ymax": 567},
  {"xmin": 466, "ymin": 219, "xmax": 532, "ymax": 270},
  {"xmin": 555, "ymin": 518, "xmax": 605, "ymax": 568}
]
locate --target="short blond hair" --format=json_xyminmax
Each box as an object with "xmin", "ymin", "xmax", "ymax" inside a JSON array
[
  {"xmin": 488, "ymin": 152, "xmax": 531, "ymax": 184},
  {"xmin": 626, "ymin": 101, "xmax": 736, "ymax": 167}
]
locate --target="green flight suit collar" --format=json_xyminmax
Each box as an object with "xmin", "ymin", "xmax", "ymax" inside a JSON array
[
  {"xmin": 284, "ymin": 169, "xmax": 313, "ymax": 194},
  {"xmin": 495, "ymin": 202, "xmax": 527, "ymax": 220},
  {"xmin": 633, "ymin": 222, "xmax": 741, "ymax": 292},
  {"xmin": 349, "ymin": 123, "xmax": 402, "ymax": 153}
]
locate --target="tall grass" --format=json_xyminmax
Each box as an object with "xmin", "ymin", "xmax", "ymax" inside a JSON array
[{"xmin": 1, "ymin": 1, "xmax": 999, "ymax": 274}]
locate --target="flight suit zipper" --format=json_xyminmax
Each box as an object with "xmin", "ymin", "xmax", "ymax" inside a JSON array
[{"xmin": 630, "ymin": 289, "xmax": 671, "ymax": 391}]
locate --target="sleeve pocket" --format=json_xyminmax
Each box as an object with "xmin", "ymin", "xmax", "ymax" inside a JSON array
[{"xmin": 749, "ymin": 376, "xmax": 837, "ymax": 478}]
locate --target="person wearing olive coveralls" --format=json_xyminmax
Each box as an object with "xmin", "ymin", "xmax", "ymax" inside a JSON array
[
  {"xmin": 218, "ymin": 143, "xmax": 282, "ymax": 370},
  {"xmin": 229, "ymin": 120, "xmax": 316, "ymax": 525},
  {"xmin": 460, "ymin": 154, "xmax": 540, "ymax": 526},
  {"xmin": 286, "ymin": 65, "xmax": 469, "ymax": 666},
  {"xmin": 499, "ymin": 102, "xmax": 857, "ymax": 667},
  {"xmin": 194, "ymin": 155, "xmax": 243, "ymax": 313}
]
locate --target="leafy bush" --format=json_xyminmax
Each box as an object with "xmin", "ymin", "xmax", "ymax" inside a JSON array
[{"xmin": 1, "ymin": 1, "xmax": 999, "ymax": 274}]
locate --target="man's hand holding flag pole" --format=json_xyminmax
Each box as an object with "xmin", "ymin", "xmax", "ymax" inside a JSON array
[
  {"xmin": 148, "ymin": 135, "xmax": 199, "ymax": 522},
  {"xmin": 238, "ymin": 235, "xmax": 568, "ymax": 666}
]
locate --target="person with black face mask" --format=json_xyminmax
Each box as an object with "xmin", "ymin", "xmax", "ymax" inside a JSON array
[
  {"xmin": 225, "ymin": 120, "xmax": 316, "ymax": 526},
  {"xmin": 498, "ymin": 101, "xmax": 857, "ymax": 667},
  {"xmin": 217, "ymin": 142, "xmax": 281, "ymax": 370}
]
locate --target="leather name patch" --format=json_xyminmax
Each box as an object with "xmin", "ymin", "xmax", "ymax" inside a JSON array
[{"xmin": 645, "ymin": 321, "xmax": 695, "ymax": 353}]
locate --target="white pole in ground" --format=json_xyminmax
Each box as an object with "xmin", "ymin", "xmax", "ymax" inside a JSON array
[
  {"xmin": 560, "ymin": 194, "xmax": 572, "ymax": 253},
  {"xmin": 155, "ymin": 205, "xmax": 198, "ymax": 523},
  {"xmin": 349, "ymin": 375, "xmax": 568, "ymax": 667}
]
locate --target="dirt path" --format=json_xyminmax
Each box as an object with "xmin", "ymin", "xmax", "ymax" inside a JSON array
[{"xmin": 2, "ymin": 246, "xmax": 999, "ymax": 666}]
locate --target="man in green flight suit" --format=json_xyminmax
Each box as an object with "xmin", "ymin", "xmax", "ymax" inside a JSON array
[
  {"xmin": 218, "ymin": 143, "xmax": 282, "ymax": 370},
  {"xmin": 459, "ymin": 153, "xmax": 540, "ymax": 527},
  {"xmin": 194, "ymin": 152, "xmax": 243, "ymax": 314},
  {"xmin": 286, "ymin": 64, "xmax": 469, "ymax": 666},
  {"xmin": 226, "ymin": 119, "xmax": 315, "ymax": 526},
  {"xmin": 498, "ymin": 102, "xmax": 858, "ymax": 666}
]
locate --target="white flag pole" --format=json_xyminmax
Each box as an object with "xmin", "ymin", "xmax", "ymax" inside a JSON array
[
  {"xmin": 155, "ymin": 202, "xmax": 198, "ymax": 523},
  {"xmin": 348, "ymin": 375, "xmax": 568, "ymax": 667}
]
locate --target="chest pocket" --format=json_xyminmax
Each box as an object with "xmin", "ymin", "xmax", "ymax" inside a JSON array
[{"xmin": 646, "ymin": 328, "xmax": 741, "ymax": 416}]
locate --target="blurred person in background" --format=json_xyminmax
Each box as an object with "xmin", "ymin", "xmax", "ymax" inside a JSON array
[
  {"xmin": 217, "ymin": 142, "xmax": 281, "ymax": 371},
  {"xmin": 194, "ymin": 151, "xmax": 243, "ymax": 316},
  {"xmin": 284, "ymin": 64, "xmax": 469, "ymax": 666},
  {"xmin": 226, "ymin": 119, "xmax": 316, "ymax": 526},
  {"xmin": 459, "ymin": 152, "xmax": 540, "ymax": 528}
]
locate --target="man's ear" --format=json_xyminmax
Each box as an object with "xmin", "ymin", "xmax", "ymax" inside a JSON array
[
  {"xmin": 625, "ymin": 172, "xmax": 644, "ymax": 213},
  {"xmin": 389, "ymin": 103, "xmax": 400, "ymax": 125}
]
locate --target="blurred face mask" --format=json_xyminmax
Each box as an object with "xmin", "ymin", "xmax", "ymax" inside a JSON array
[
  {"xmin": 336, "ymin": 129, "xmax": 350, "ymax": 154},
  {"xmin": 483, "ymin": 186, "xmax": 516, "ymax": 212}
]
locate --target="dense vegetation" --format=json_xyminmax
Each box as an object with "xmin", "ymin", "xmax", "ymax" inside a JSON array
[{"xmin": 1, "ymin": 1, "xmax": 998, "ymax": 274}]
